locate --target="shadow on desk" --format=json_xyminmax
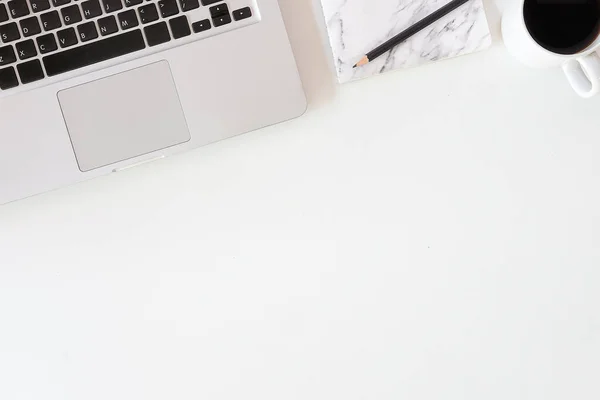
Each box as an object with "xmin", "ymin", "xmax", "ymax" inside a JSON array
[{"xmin": 279, "ymin": 0, "xmax": 338, "ymax": 110}]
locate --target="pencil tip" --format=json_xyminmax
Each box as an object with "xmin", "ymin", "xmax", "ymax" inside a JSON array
[{"xmin": 354, "ymin": 56, "xmax": 369, "ymax": 68}]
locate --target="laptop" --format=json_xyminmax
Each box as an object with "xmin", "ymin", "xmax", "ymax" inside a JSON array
[{"xmin": 0, "ymin": 0, "xmax": 306, "ymax": 205}]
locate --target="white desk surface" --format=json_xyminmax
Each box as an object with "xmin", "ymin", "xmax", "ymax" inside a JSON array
[{"xmin": 1, "ymin": 1, "xmax": 599, "ymax": 399}]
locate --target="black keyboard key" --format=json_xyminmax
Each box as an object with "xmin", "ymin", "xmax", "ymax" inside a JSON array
[
  {"xmin": 8, "ymin": 0, "xmax": 30, "ymax": 19},
  {"xmin": 97, "ymin": 15, "xmax": 117, "ymax": 35},
  {"xmin": 29, "ymin": 0, "xmax": 51, "ymax": 13},
  {"xmin": 81, "ymin": 0, "xmax": 102, "ymax": 19},
  {"xmin": 0, "ymin": 22, "xmax": 21, "ymax": 43},
  {"xmin": 179, "ymin": 0, "xmax": 198, "ymax": 12},
  {"xmin": 200, "ymin": 0, "xmax": 220, "ymax": 5},
  {"xmin": 143, "ymin": 21, "xmax": 169, "ymax": 46},
  {"xmin": 16, "ymin": 39, "xmax": 36, "ymax": 59},
  {"xmin": 124, "ymin": 0, "xmax": 142, "ymax": 7},
  {"xmin": 17, "ymin": 58, "xmax": 44, "ymax": 83},
  {"xmin": 0, "ymin": 5, "xmax": 8, "ymax": 23},
  {"xmin": 0, "ymin": 66, "xmax": 18, "ymax": 89},
  {"xmin": 208, "ymin": 3, "xmax": 227, "ymax": 18},
  {"xmin": 232, "ymin": 7, "xmax": 251, "ymax": 21},
  {"xmin": 41, "ymin": 10, "xmax": 61, "ymax": 31},
  {"xmin": 20, "ymin": 16, "xmax": 41, "ymax": 37},
  {"xmin": 36, "ymin": 32, "xmax": 57, "ymax": 53},
  {"xmin": 212, "ymin": 13, "xmax": 230, "ymax": 27},
  {"xmin": 138, "ymin": 3, "xmax": 157, "ymax": 24},
  {"xmin": 43, "ymin": 29, "xmax": 145, "ymax": 76},
  {"xmin": 191, "ymin": 18, "xmax": 209, "ymax": 33},
  {"xmin": 77, "ymin": 20, "xmax": 97, "ymax": 41},
  {"xmin": 117, "ymin": 9, "xmax": 137, "ymax": 29},
  {"xmin": 0, "ymin": 45, "xmax": 16, "ymax": 65},
  {"xmin": 102, "ymin": 0, "xmax": 122, "ymax": 13},
  {"xmin": 56, "ymin": 26, "xmax": 77, "ymax": 47},
  {"xmin": 157, "ymin": 0, "xmax": 177, "ymax": 18},
  {"xmin": 52, "ymin": 0, "xmax": 71, "ymax": 6},
  {"xmin": 61, "ymin": 5, "xmax": 81, "ymax": 25},
  {"xmin": 169, "ymin": 15, "xmax": 189, "ymax": 39}
]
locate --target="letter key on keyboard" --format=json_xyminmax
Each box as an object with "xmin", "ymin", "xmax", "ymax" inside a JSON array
[
  {"xmin": 8, "ymin": 0, "xmax": 30, "ymax": 19},
  {"xmin": 0, "ymin": 45, "xmax": 16, "ymax": 65},
  {"xmin": 30, "ymin": 0, "xmax": 51, "ymax": 13},
  {"xmin": 16, "ymin": 39, "xmax": 37, "ymax": 59}
]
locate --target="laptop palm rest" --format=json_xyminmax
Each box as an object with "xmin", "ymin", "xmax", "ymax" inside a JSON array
[{"xmin": 57, "ymin": 61, "xmax": 190, "ymax": 172}]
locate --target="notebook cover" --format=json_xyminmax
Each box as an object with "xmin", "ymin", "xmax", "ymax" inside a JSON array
[{"xmin": 319, "ymin": 0, "xmax": 492, "ymax": 83}]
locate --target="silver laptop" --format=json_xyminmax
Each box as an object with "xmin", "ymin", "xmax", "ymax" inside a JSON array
[{"xmin": 0, "ymin": 0, "xmax": 306, "ymax": 204}]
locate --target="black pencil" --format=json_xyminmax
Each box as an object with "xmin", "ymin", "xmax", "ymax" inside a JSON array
[{"xmin": 354, "ymin": 0, "xmax": 471, "ymax": 68}]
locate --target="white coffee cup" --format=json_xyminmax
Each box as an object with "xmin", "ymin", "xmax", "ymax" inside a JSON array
[{"xmin": 502, "ymin": 0, "xmax": 600, "ymax": 98}]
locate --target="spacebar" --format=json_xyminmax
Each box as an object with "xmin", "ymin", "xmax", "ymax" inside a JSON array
[{"xmin": 43, "ymin": 30, "xmax": 146, "ymax": 77}]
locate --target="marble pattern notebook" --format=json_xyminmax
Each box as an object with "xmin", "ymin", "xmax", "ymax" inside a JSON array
[{"xmin": 320, "ymin": 0, "xmax": 492, "ymax": 83}]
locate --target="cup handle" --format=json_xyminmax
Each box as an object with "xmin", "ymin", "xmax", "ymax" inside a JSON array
[{"xmin": 562, "ymin": 53, "xmax": 600, "ymax": 98}]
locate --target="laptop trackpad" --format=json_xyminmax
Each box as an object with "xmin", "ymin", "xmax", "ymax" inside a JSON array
[{"xmin": 58, "ymin": 61, "xmax": 190, "ymax": 172}]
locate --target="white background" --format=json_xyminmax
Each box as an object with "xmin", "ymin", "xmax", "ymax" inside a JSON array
[{"xmin": 1, "ymin": 0, "xmax": 600, "ymax": 399}]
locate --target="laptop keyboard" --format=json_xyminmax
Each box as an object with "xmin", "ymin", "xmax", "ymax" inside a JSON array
[{"xmin": 0, "ymin": 0, "xmax": 257, "ymax": 93}]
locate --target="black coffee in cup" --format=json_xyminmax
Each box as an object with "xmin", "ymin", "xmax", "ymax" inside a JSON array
[{"xmin": 523, "ymin": 0, "xmax": 600, "ymax": 55}]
